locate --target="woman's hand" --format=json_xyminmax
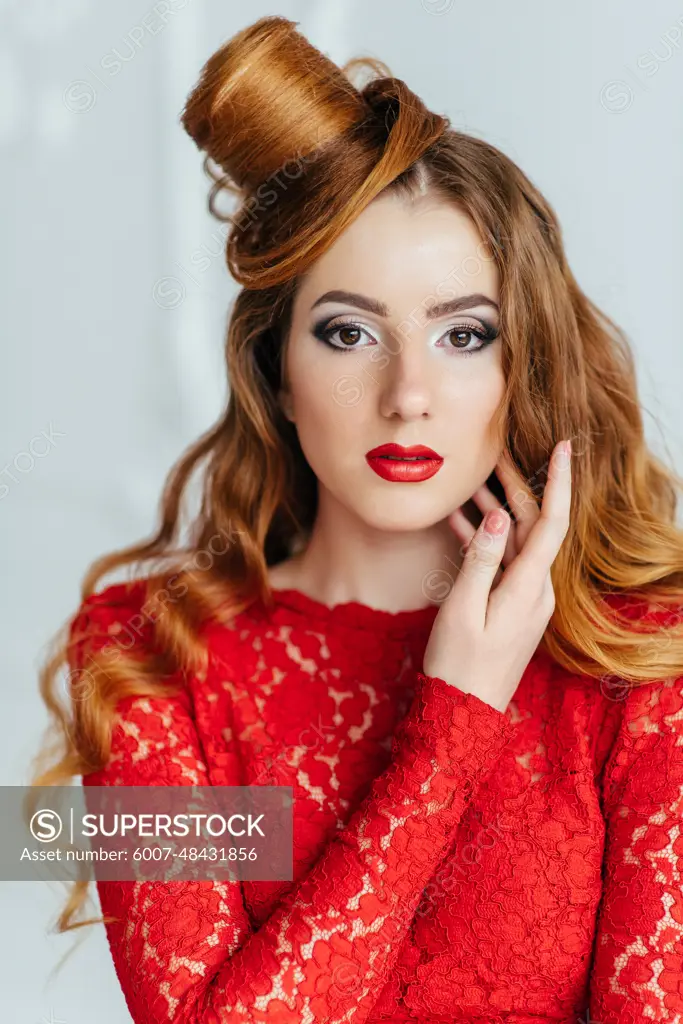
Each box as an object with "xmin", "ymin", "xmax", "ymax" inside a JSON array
[
  {"xmin": 422, "ymin": 440, "xmax": 572, "ymax": 713},
  {"xmin": 448, "ymin": 446, "xmax": 552, "ymax": 590}
]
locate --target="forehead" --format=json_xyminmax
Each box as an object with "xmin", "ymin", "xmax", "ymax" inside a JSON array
[{"xmin": 294, "ymin": 191, "xmax": 500, "ymax": 317}]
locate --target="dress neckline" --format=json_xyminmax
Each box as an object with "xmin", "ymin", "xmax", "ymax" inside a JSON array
[{"xmin": 268, "ymin": 586, "xmax": 439, "ymax": 633}]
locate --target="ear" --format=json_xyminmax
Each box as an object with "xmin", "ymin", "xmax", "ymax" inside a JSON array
[{"xmin": 278, "ymin": 388, "xmax": 295, "ymax": 422}]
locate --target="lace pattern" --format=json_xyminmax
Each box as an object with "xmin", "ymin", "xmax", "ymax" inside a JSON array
[{"xmin": 65, "ymin": 582, "xmax": 683, "ymax": 1023}]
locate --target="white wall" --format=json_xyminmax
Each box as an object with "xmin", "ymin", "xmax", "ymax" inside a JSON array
[{"xmin": 1, "ymin": 0, "xmax": 682, "ymax": 1018}]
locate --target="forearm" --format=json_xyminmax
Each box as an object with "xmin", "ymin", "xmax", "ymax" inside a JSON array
[{"xmin": 179, "ymin": 672, "xmax": 513, "ymax": 1023}]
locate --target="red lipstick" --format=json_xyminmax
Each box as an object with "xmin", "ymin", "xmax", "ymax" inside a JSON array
[{"xmin": 365, "ymin": 443, "xmax": 444, "ymax": 482}]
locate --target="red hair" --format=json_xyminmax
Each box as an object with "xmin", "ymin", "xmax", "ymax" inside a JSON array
[{"xmin": 29, "ymin": 15, "xmax": 683, "ymax": 933}]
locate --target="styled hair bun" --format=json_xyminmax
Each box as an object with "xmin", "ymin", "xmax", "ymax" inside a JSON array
[
  {"xmin": 181, "ymin": 16, "xmax": 366, "ymax": 191},
  {"xmin": 180, "ymin": 16, "xmax": 449, "ymax": 287}
]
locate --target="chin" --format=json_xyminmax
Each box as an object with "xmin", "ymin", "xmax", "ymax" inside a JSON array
[{"xmin": 350, "ymin": 497, "xmax": 453, "ymax": 533}]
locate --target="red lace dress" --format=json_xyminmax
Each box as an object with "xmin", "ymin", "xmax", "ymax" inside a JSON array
[{"xmin": 66, "ymin": 580, "xmax": 683, "ymax": 1024}]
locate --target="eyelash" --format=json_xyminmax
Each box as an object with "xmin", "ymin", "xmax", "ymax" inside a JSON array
[{"xmin": 312, "ymin": 317, "xmax": 500, "ymax": 357}]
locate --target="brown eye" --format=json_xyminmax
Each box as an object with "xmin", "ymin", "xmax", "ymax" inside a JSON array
[
  {"xmin": 448, "ymin": 329, "xmax": 475, "ymax": 350},
  {"xmin": 338, "ymin": 326, "xmax": 362, "ymax": 347},
  {"xmin": 313, "ymin": 318, "xmax": 375, "ymax": 353}
]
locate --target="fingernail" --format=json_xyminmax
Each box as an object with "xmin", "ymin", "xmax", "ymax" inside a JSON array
[
  {"xmin": 553, "ymin": 439, "xmax": 572, "ymax": 469},
  {"xmin": 484, "ymin": 509, "xmax": 508, "ymax": 535}
]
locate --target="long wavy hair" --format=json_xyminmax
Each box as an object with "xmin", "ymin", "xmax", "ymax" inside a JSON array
[{"xmin": 29, "ymin": 15, "xmax": 683, "ymax": 936}]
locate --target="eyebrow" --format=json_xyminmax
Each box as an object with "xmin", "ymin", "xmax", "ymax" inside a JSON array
[{"xmin": 310, "ymin": 289, "xmax": 500, "ymax": 320}]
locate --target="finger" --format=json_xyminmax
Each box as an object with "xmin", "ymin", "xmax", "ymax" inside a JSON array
[
  {"xmin": 497, "ymin": 441, "xmax": 572, "ymax": 595},
  {"xmin": 448, "ymin": 506, "xmax": 477, "ymax": 553},
  {"xmin": 451, "ymin": 507, "xmax": 511, "ymax": 623},
  {"xmin": 449, "ymin": 512, "xmax": 512, "ymax": 584},
  {"xmin": 449, "ymin": 504, "xmax": 516, "ymax": 569},
  {"xmin": 468, "ymin": 485, "xmax": 519, "ymax": 564},
  {"xmin": 495, "ymin": 449, "xmax": 541, "ymax": 541},
  {"xmin": 491, "ymin": 565, "xmax": 505, "ymax": 590}
]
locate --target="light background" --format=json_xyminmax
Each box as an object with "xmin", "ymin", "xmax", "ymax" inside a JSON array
[{"xmin": 1, "ymin": 0, "xmax": 682, "ymax": 1018}]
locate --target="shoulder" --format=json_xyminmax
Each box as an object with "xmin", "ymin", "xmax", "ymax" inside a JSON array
[
  {"xmin": 599, "ymin": 590, "xmax": 683, "ymax": 629},
  {"xmin": 67, "ymin": 579, "xmax": 203, "ymax": 750},
  {"xmin": 70, "ymin": 578, "xmax": 149, "ymax": 619},
  {"xmin": 591, "ymin": 588, "xmax": 683, "ymax": 783},
  {"xmin": 601, "ymin": 671, "xmax": 683, "ymax": 812},
  {"xmin": 67, "ymin": 577, "xmax": 154, "ymax": 668},
  {"xmin": 595, "ymin": 590, "xmax": 683, "ymax": 708},
  {"xmin": 68, "ymin": 576, "xmax": 268, "ymax": 667}
]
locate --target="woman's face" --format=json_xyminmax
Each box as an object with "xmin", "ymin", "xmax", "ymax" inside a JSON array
[{"xmin": 280, "ymin": 190, "xmax": 506, "ymax": 532}]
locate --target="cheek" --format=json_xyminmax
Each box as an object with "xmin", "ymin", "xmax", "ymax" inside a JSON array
[
  {"xmin": 441, "ymin": 360, "xmax": 506, "ymax": 437},
  {"xmin": 288, "ymin": 357, "xmax": 366, "ymax": 457}
]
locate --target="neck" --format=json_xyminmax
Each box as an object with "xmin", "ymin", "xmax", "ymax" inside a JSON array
[{"xmin": 273, "ymin": 485, "xmax": 468, "ymax": 613}]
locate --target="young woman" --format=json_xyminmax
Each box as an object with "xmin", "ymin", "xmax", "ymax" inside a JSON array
[{"xmin": 32, "ymin": 15, "xmax": 683, "ymax": 1024}]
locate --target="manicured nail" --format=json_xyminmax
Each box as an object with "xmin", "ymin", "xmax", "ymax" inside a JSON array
[
  {"xmin": 484, "ymin": 509, "xmax": 508, "ymax": 535},
  {"xmin": 553, "ymin": 439, "xmax": 572, "ymax": 469}
]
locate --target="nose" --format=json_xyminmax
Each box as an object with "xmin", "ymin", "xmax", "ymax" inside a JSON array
[{"xmin": 376, "ymin": 336, "xmax": 432, "ymax": 421}]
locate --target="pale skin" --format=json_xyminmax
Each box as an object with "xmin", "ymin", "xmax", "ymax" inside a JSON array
[{"xmin": 268, "ymin": 189, "xmax": 572, "ymax": 713}]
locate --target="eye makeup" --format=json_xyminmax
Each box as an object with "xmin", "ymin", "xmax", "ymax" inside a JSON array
[{"xmin": 311, "ymin": 315, "xmax": 500, "ymax": 357}]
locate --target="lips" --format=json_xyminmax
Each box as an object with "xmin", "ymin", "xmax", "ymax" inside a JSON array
[{"xmin": 365, "ymin": 443, "xmax": 444, "ymax": 483}]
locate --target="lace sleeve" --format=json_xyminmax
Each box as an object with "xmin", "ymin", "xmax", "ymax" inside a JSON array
[
  {"xmin": 68, "ymin": 587, "xmax": 514, "ymax": 1024},
  {"xmin": 588, "ymin": 672, "xmax": 683, "ymax": 1024}
]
